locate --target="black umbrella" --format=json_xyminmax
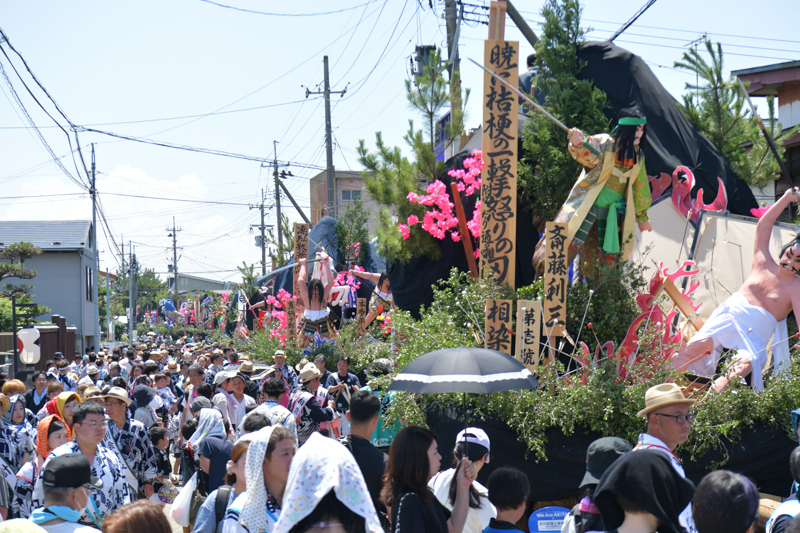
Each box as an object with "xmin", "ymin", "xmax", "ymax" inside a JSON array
[
  {"xmin": 387, "ymin": 347, "xmax": 538, "ymax": 394},
  {"xmin": 388, "ymin": 347, "xmax": 538, "ymax": 469}
]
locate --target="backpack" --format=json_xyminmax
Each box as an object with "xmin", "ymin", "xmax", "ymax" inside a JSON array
[{"xmin": 215, "ymin": 485, "xmax": 234, "ymax": 524}]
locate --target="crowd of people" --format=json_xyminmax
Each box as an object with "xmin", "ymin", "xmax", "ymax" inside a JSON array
[{"xmin": 0, "ymin": 343, "xmax": 799, "ymax": 533}]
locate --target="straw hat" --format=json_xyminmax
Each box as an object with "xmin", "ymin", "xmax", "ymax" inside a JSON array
[
  {"xmin": 99, "ymin": 387, "xmax": 132, "ymax": 406},
  {"xmin": 0, "ymin": 394, "xmax": 10, "ymax": 416},
  {"xmin": 299, "ymin": 362, "xmax": 321, "ymax": 383},
  {"xmin": 637, "ymin": 383, "xmax": 695, "ymax": 417},
  {"xmin": 166, "ymin": 361, "xmax": 180, "ymax": 374},
  {"xmin": 238, "ymin": 360, "xmax": 255, "ymax": 374},
  {"xmin": 294, "ymin": 357, "xmax": 309, "ymax": 372}
]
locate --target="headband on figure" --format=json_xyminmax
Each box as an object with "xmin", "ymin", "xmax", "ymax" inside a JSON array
[{"xmin": 611, "ymin": 116, "xmax": 647, "ymax": 133}]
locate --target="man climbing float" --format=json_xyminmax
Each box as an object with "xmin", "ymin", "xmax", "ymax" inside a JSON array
[
  {"xmin": 674, "ymin": 187, "xmax": 800, "ymax": 392},
  {"xmin": 533, "ymin": 108, "xmax": 654, "ymax": 274},
  {"xmin": 348, "ymin": 270, "xmax": 394, "ymax": 328},
  {"xmin": 297, "ymin": 252, "xmax": 336, "ymax": 345}
]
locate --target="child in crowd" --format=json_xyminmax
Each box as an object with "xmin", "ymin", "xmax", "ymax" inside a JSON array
[
  {"xmin": 150, "ymin": 426, "xmax": 172, "ymax": 503},
  {"xmin": 483, "ymin": 467, "xmax": 531, "ymax": 533},
  {"xmin": 154, "ymin": 373, "xmax": 177, "ymax": 411}
]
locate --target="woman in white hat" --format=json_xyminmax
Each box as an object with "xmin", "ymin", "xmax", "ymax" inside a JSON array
[{"xmin": 428, "ymin": 427, "xmax": 496, "ymax": 533}]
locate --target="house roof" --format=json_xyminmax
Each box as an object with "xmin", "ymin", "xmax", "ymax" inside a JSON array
[
  {"xmin": 0, "ymin": 220, "xmax": 92, "ymax": 251},
  {"xmin": 733, "ymin": 61, "xmax": 800, "ymax": 96}
]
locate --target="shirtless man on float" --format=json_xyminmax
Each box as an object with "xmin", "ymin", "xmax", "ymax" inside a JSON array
[
  {"xmin": 348, "ymin": 270, "xmax": 395, "ymax": 328},
  {"xmin": 297, "ymin": 253, "xmax": 336, "ymax": 343},
  {"xmin": 674, "ymin": 187, "xmax": 800, "ymax": 392}
]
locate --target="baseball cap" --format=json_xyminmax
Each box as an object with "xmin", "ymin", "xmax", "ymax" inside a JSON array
[
  {"xmin": 455, "ymin": 427, "xmax": 491, "ymax": 463},
  {"xmin": 41, "ymin": 453, "xmax": 103, "ymax": 489}
]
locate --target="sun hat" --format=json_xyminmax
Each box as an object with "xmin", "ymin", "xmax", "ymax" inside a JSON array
[
  {"xmin": 238, "ymin": 360, "xmax": 255, "ymax": 374},
  {"xmin": 294, "ymin": 357, "xmax": 309, "ymax": 372},
  {"xmin": 101, "ymin": 386, "xmax": 132, "ymax": 406},
  {"xmin": 132, "ymin": 385, "xmax": 155, "ymax": 407},
  {"xmin": 637, "ymin": 383, "xmax": 695, "ymax": 417},
  {"xmin": 166, "ymin": 361, "xmax": 180, "ymax": 374},
  {"xmin": 0, "ymin": 394, "xmax": 10, "ymax": 417},
  {"xmin": 273, "ymin": 350, "xmax": 286, "ymax": 358},
  {"xmin": 580, "ymin": 436, "xmax": 631, "ymax": 488},
  {"xmin": 299, "ymin": 362, "xmax": 321, "ymax": 383},
  {"xmin": 86, "ymin": 364, "xmax": 99, "ymax": 376}
]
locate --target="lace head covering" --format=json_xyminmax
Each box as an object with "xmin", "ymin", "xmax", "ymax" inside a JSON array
[
  {"xmin": 240, "ymin": 426, "xmax": 278, "ymax": 533},
  {"xmin": 187, "ymin": 408, "xmax": 225, "ymax": 448},
  {"xmin": 273, "ymin": 432, "xmax": 382, "ymax": 533}
]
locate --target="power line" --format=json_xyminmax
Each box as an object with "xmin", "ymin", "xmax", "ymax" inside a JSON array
[
  {"xmin": 0, "ymin": 98, "xmax": 319, "ymax": 130},
  {"xmin": 77, "ymin": 126, "xmax": 327, "ymax": 169},
  {"xmin": 196, "ymin": 0, "xmax": 376, "ymax": 17}
]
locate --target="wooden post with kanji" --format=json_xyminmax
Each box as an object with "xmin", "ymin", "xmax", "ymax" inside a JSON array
[
  {"xmin": 515, "ymin": 299, "xmax": 541, "ymax": 372},
  {"xmin": 286, "ymin": 299, "xmax": 296, "ymax": 340},
  {"xmin": 543, "ymin": 222, "xmax": 568, "ymax": 365},
  {"xmin": 485, "ymin": 299, "xmax": 512, "ymax": 354},
  {"xmin": 356, "ymin": 298, "xmax": 368, "ymax": 337},
  {"xmin": 479, "ymin": 33, "xmax": 519, "ymax": 288},
  {"xmin": 293, "ymin": 223, "xmax": 309, "ymax": 330}
]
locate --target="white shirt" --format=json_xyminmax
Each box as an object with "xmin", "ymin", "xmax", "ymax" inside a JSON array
[
  {"xmin": 634, "ymin": 433, "xmax": 695, "ymax": 533},
  {"xmin": 428, "ymin": 468, "xmax": 496, "ymax": 533},
  {"xmin": 232, "ymin": 394, "xmax": 255, "ymax": 429}
]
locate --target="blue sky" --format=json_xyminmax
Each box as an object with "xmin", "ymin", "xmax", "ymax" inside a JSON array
[{"xmin": 1, "ymin": 0, "xmax": 798, "ymax": 283}]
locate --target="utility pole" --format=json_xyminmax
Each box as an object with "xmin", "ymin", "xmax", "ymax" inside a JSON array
[
  {"xmin": 90, "ymin": 144, "xmax": 100, "ymax": 348},
  {"xmin": 445, "ymin": 0, "xmax": 462, "ymax": 154},
  {"xmin": 106, "ymin": 267, "xmax": 112, "ymax": 341},
  {"xmin": 168, "ymin": 217, "xmax": 182, "ymax": 305},
  {"xmin": 305, "ymin": 56, "xmax": 347, "ymax": 219},
  {"xmin": 128, "ymin": 244, "xmax": 136, "ymax": 343},
  {"xmin": 249, "ymin": 189, "xmax": 271, "ymax": 275},
  {"xmin": 273, "ymin": 141, "xmax": 282, "ymax": 256}
]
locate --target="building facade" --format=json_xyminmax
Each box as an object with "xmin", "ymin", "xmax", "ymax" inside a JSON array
[
  {"xmin": 0, "ymin": 220, "xmax": 99, "ymax": 356},
  {"xmin": 309, "ymin": 169, "xmax": 379, "ymax": 233}
]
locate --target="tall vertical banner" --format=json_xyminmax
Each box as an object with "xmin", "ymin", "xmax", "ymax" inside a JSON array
[
  {"xmin": 356, "ymin": 298, "xmax": 368, "ymax": 337},
  {"xmin": 543, "ymin": 222, "xmax": 568, "ymax": 337},
  {"xmin": 515, "ymin": 299, "xmax": 541, "ymax": 371},
  {"xmin": 480, "ymin": 40, "xmax": 519, "ymax": 287},
  {"xmin": 286, "ymin": 299, "xmax": 296, "ymax": 340},
  {"xmin": 293, "ymin": 223, "xmax": 309, "ymax": 321},
  {"xmin": 485, "ymin": 299, "xmax": 512, "ymax": 354}
]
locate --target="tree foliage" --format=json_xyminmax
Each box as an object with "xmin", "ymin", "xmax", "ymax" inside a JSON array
[
  {"xmin": 336, "ymin": 195, "xmax": 370, "ymax": 267},
  {"xmin": 359, "ymin": 49, "xmax": 468, "ymax": 264},
  {"xmin": 517, "ymin": 0, "xmax": 609, "ymax": 223},
  {"xmin": 674, "ymin": 41, "xmax": 799, "ymax": 188},
  {"xmin": 267, "ymin": 212, "xmax": 294, "ymax": 267},
  {"xmin": 0, "ymin": 242, "xmax": 41, "ymax": 282}
]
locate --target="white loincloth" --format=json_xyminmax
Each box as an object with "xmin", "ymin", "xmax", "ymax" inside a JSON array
[
  {"xmin": 688, "ymin": 292, "xmax": 778, "ymax": 391},
  {"xmin": 303, "ymin": 308, "xmax": 330, "ymax": 320}
]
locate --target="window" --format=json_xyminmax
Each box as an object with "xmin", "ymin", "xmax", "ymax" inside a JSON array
[
  {"xmin": 341, "ymin": 190, "xmax": 361, "ymax": 202},
  {"xmin": 86, "ymin": 267, "xmax": 93, "ymax": 302}
]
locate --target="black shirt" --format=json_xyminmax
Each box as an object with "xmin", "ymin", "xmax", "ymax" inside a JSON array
[
  {"xmin": 341, "ymin": 434, "xmax": 387, "ymax": 514},
  {"xmin": 326, "ymin": 372, "xmax": 360, "ymax": 412},
  {"xmin": 391, "ymin": 490, "xmax": 450, "ymax": 533},
  {"xmin": 198, "ymin": 436, "xmax": 233, "ymax": 493},
  {"xmin": 24, "ymin": 388, "xmax": 48, "ymax": 414}
]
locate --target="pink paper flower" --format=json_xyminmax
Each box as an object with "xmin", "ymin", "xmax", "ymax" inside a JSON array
[
  {"xmin": 407, "ymin": 192, "xmax": 419, "ymax": 203},
  {"xmin": 407, "ymin": 214, "xmax": 419, "ymax": 226},
  {"xmin": 398, "ymin": 224, "xmax": 410, "ymax": 240},
  {"xmin": 451, "ymin": 231, "xmax": 461, "ymax": 242},
  {"xmin": 750, "ymin": 205, "xmax": 771, "ymax": 218}
]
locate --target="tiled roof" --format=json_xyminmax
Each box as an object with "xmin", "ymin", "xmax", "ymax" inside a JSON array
[{"xmin": 0, "ymin": 220, "xmax": 92, "ymax": 251}]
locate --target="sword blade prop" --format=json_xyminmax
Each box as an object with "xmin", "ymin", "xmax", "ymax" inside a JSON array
[
  {"xmin": 467, "ymin": 57, "xmax": 601, "ymax": 156},
  {"xmin": 737, "ymin": 78, "xmax": 795, "ymax": 188}
]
